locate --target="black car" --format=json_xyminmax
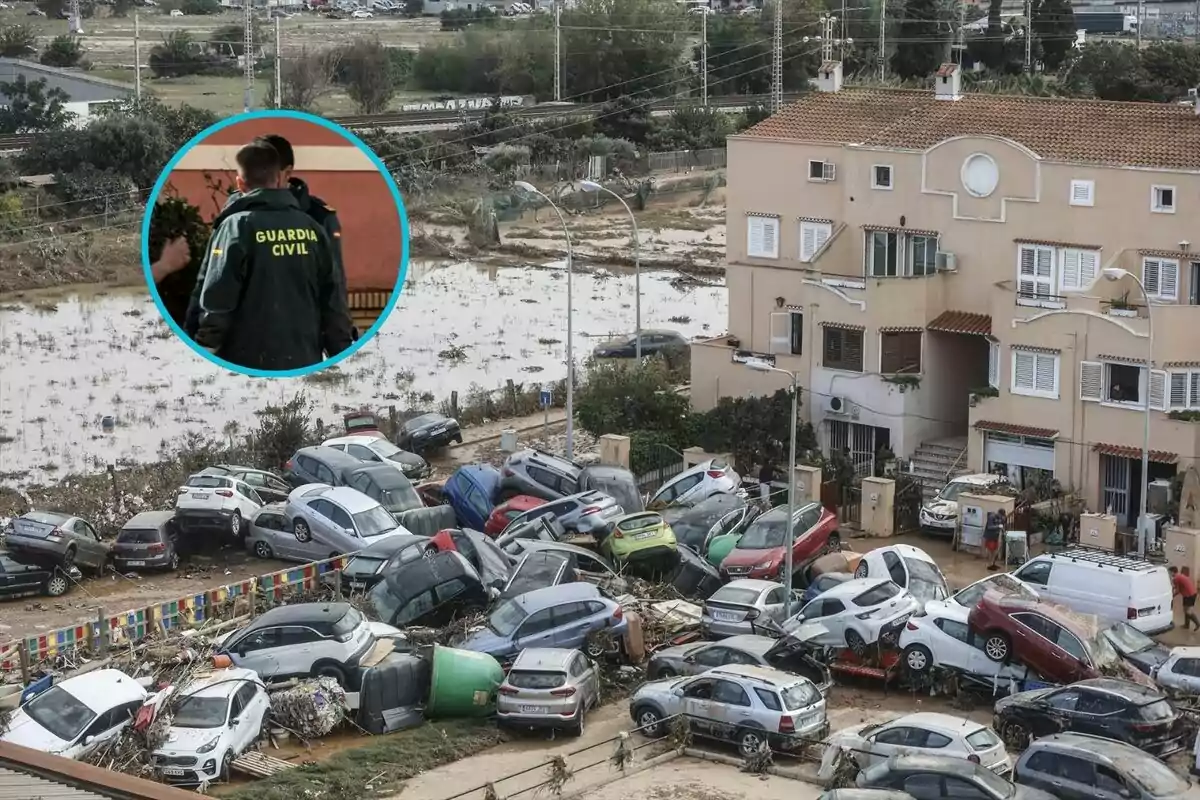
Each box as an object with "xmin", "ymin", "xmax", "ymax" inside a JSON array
[
  {"xmin": 1102, "ymin": 622, "xmax": 1172, "ymax": 677},
  {"xmin": 857, "ymin": 754, "xmax": 1056, "ymax": 800},
  {"xmin": 0, "ymin": 553, "xmax": 80, "ymax": 599},
  {"xmin": 396, "ymin": 412, "xmax": 462, "ymax": 454},
  {"xmin": 427, "ymin": 528, "xmax": 513, "ymax": 591},
  {"xmin": 661, "ymin": 493, "xmax": 755, "ymax": 554},
  {"xmin": 667, "ymin": 544, "xmax": 723, "ymax": 600},
  {"xmin": 578, "ymin": 465, "xmax": 643, "ymax": 514},
  {"xmin": 368, "ymin": 551, "xmax": 489, "ymax": 627},
  {"xmin": 500, "ymin": 550, "xmax": 575, "ymax": 600},
  {"xmin": 335, "ymin": 534, "xmax": 428, "ymax": 595},
  {"xmin": 592, "ymin": 330, "xmax": 688, "ymax": 359},
  {"xmin": 284, "ymin": 446, "xmax": 369, "ymax": 488},
  {"xmin": 1013, "ymin": 732, "xmax": 1192, "ymax": 800},
  {"xmin": 993, "ymin": 678, "xmax": 1185, "ymax": 757}
]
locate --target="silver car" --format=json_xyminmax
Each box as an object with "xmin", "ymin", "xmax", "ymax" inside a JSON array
[
  {"xmin": 702, "ymin": 579, "xmax": 794, "ymax": 638},
  {"xmin": 500, "ymin": 490, "xmax": 624, "ymax": 538},
  {"xmin": 245, "ymin": 503, "xmax": 326, "ymax": 563},
  {"xmin": 283, "ymin": 484, "xmax": 409, "ymax": 558},
  {"xmin": 630, "ymin": 664, "xmax": 828, "ymax": 756},
  {"xmin": 647, "ymin": 459, "xmax": 742, "ymax": 509},
  {"xmin": 496, "ymin": 648, "xmax": 601, "ymax": 736},
  {"xmin": 648, "ymin": 634, "xmax": 785, "ymax": 679}
]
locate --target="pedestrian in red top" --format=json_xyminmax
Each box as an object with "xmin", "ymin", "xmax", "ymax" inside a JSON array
[{"xmin": 1170, "ymin": 566, "xmax": 1200, "ymax": 630}]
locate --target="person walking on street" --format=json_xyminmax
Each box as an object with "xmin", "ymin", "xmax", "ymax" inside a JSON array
[
  {"xmin": 983, "ymin": 511, "xmax": 1003, "ymax": 571},
  {"xmin": 192, "ymin": 140, "xmax": 354, "ymax": 370},
  {"xmin": 1171, "ymin": 566, "xmax": 1200, "ymax": 631},
  {"xmin": 758, "ymin": 462, "xmax": 776, "ymax": 505}
]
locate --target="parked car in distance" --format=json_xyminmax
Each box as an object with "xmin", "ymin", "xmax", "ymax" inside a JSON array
[
  {"xmin": 335, "ymin": 534, "xmax": 427, "ymax": 594},
  {"xmin": 499, "ymin": 449, "xmax": 584, "ymax": 501},
  {"xmin": 829, "ymin": 712, "xmax": 1011, "ymax": 774},
  {"xmin": 630, "ymin": 664, "xmax": 828, "ymax": 756},
  {"xmin": 369, "ymin": 551, "xmax": 490, "ymax": 627},
  {"xmin": 787, "ymin": 578, "xmax": 921, "ymax": 654},
  {"xmin": 857, "ymin": 754, "xmax": 1056, "ymax": 800},
  {"xmin": 721, "ymin": 502, "xmax": 840, "ymax": 581},
  {"xmin": 578, "ymin": 465, "xmax": 643, "ymax": 515},
  {"xmin": 855, "ymin": 544, "xmax": 949, "ymax": 605},
  {"xmin": 0, "ymin": 553, "xmax": 79, "ymax": 599},
  {"xmin": 497, "ymin": 648, "xmax": 601, "ymax": 736},
  {"xmin": 322, "ymin": 435, "xmax": 430, "ymax": 481},
  {"xmin": 1, "ymin": 669, "xmax": 147, "ymax": 759},
  {"xmin": 284, "ymin": 484, "xmax": 408, "ymax": 557},
  {"xmin": 646, "ymin": 459, "xmax": 741, "ymax": 509},
  {"xmin": 175, "ymin": 474, "xmax": 264, "ymax": 542},
  {"xmin": 112, "ymin": 510, "xmax": 180, "ymax": 572},
  {"xmin": 995, "ymin": 678, "xmax": 1185, "ymax": 756},
  {"xmin": 396, "ymin": 412, "xmax": 462, "ymax": 453},
  {"xmin": 215, "ymin": 602, "xmax": 378, "ymax": 688},
  {"xmin": 1012, "ymin": 732, "xmax": 1191, "ymax": 800},
  {"xmin": 967, "ymin": 590, "xmax": 1103, "ymax": 685},
  {"xmin": 701, "ymin": 579, "xmax": 793, "ymax": 638},
  {"xmin": 592, "ymin": 329, "xmax": 688, "ymax": 360},
  {"xmin": 4, "ymin": 511, "xmax": 109, "ymax": 574},
  {"xmin": 899, "ymin": 602, "xmax": 1030, "ymax": 682},
  {"xmin": 1102, "ymin": 622, "xmax": 1172, "ymax": 677},
  {"xmin": 444, "ymin": 465, "xmax": 502, "ymax": 530},
  {"xmin": 284, "ymin": 446, "xmax": 368, "ymax": 489},
  {"xmin": 500, "ymin": 490, "xmax": 624, "ymax": 540},
  {"xmin": 661, "ymin": 493, "xmax": 756, "ymax": 554},
  {"xmin": 152, "ymin": 667, "xmax": 269, "ymax": 784},
  {"xmin": 600, "ymin": 511, "xmax": 678, "ymax": 565},
  {"xmin": 486, "ymin": 495, "xmax": 546, "ymax": 536},
  {"xmin": 457, "ymin": 582, "xmax": 627, "ymax": 663},
  {"xmin": 918, "ymin": 473, "xmax": 1009, "ymax": 537},
  {"xmin": 197, "ymin": 465, "xmax": 292, "ymax": 504}
]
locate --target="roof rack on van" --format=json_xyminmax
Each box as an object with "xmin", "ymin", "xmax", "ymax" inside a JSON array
[{"xmin": 1049, "ymin": 546, "xmax": 1161, "ymax": 573}]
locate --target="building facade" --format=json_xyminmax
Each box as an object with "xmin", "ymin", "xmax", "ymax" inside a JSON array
[
  {"xmin": 0, "ymin": 59, "xmax": 133, "ymax": 124},
  {"xmin": 692, "ymin": 62, "xmax": 1200, "ymax": 523}
]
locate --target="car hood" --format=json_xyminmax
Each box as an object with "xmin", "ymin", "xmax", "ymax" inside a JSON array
[
  {"xmin": 1122, "ymin": 643, "xmax": 1172, "ymax": 674},
  {"xmin": 651, "ymin": 641, "xmax": 707, "ymax": 662},
  {"xmin": 457, "ymin": 626, "xmax": 512, "ymax": 657},
  {"xmin": 722, "ymin": 545, "xmax": 784, "ymax": 567},
  {"xmin": 1, "ymin": 711, "xmax": 70, "ymax": 753},
  {"xmin": 391, "ymin": 453, "xmax": 426, "ymax": 470},
  {"xmin": 156, "ymin": 726, "xmax": 222, "ymax": 755},
  {"xmin": 635, "ymin": 676, "xmax": 685, "ymax": 696},
  {"xmin": 922, "ymin": 499, "xmax": 959, "ymax": 516},
  {"xmin": 995, "ymin": 687, "xmax": 1054, "ymax": 712}
]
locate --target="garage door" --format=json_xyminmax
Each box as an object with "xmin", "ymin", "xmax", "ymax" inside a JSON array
[{"xmin": 983, "ymin": 432, "xmax": 1055, "ymax": 470}]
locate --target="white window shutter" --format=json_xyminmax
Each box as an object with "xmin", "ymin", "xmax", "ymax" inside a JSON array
[
  {"xmin": 1160, "ymin": 260, "xmax": 1179, "ymax": 300},
  {"xmin": 1035, "ymin": 354, "xmax": 1058, "ymax": 394},
  {"xmin": 988, "ymin": 342, "xmax": 1000, "ymax": 388},
  {"xmin": 1191, "ymin": 372, "xmax": 1200, "ymax": 408},
  {"xmin": 1150, "ymin": 370, "xmax": 1168, "ymax": 411},
  {"xmin": 800, "ymin": 224, "xmax": 816, "ymax": 262},
  {"xmin": 1143, "ymin": 259, "xmax": 1161, "ymax": 296},
  {"xmin": 1018, "ymin": 247, "xmax": 1037, "ymax": 295},
  {"xmin": 1070, "ymin": 179, "xmax": 1094, "ymax": 206},
  {"xmin": 1078, "ymin": 250, "xmax": 1099, "ymax": 289},
  {"xmin": 814, "ymin": 223, "xmax": 830, "ymax": 255},
  {"xmin": 1035, "ymin": 247, "xmax": 1053, "ymax": 295},
  {"xmin": 1060, "ymin": 249, "xmax": 1081, "ymax": 291},
  {"xmin": 769, "ymin": 312, "xmax": 790, "ymax": 354},
  {"xmin": 822, "ymin": 162, "xmax": 836, "ymax": 181},
  {"xmin": 1013, "ymin": 351, "xmax": 1035, "ymax": 390},
  {"xmin": 1170, "ymin": 372, "xmax": 1189, "ymax": 409},
  {"xmin": 1079, "ymin": 360, "xmax": 1103, "ymax": 402},
  {"xmin": 747, "ymin": 218, "xmax": 762, "ymax": 256}
]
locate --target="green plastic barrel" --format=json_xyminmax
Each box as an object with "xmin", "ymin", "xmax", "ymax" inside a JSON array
[
  {"xmin": 426, "ymin": 644, "xmax": 504, "ymax": 718},
  {"xmin": 706, "ymin": 533, "xmax": 741, "ymax": 567}
]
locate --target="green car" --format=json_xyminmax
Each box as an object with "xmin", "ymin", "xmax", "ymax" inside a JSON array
[
  {"xmin": 600, "ymin": 511, "xmax": 678, "ymax": 564},
  {"xmin": 705, "ymin": 531, "xmax": 742, "ymax": 567}
]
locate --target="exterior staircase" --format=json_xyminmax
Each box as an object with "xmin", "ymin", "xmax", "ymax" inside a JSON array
[{"xmin": 907, "ymin": 436, "xmax": 971, "ymax": 503}]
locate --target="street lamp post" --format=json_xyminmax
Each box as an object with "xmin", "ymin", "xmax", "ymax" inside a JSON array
[
  {"xmin": 580, "ymin": 180, "xmax": 642, "ymax": 360},
  {"xmin": 746, "ymin": 358, "xmax": 800, "ymax": 617},
  {"xmin": 1103, "ymin": 267, "xmax": 1155, "ymax": 555},
  {"xmin": 514, "ymin": 181, "xmax": 576, "ymax": 459}
]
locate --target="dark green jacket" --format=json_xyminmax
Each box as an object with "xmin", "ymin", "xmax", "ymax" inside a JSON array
[
  {"xmin": 184, "ymin": 177, "xmax": 349, "ymax": 337},
  {"xmin": 192, "ymin": 188, "xmax": 354, "ymax": 371}
]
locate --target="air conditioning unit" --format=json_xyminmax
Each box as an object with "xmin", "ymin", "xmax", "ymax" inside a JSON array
[
  {"xmin": 822, "ymin": 162, "xmax": 837, "ymax": 181},
  {"xmin": 1147, "ymin": 479, "xmax": 1173, "ymax": 516},
  {"xmin": 935, "ymin": 251, "xmax": 958, "ymax": 272},
  {"xmin": 826, "ymin": 396, "xmax": 849, "ymax": 415}
]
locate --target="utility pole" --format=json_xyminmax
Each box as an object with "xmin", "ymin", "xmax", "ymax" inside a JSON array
[
  {"xmin": 553, "ymin": 0, "xmax": 562, "ymax": 102},
  {"xmin": 134, "ymin": 11, "xmax": 142, "ymax": 102},
  {"xmin": 841, "ymin": 0, "xmax": 846, "ymax": 58},
  {"xmin": 274, "ymin": 15, "xmax": 282, "ymax": 108},
  {"xmin": 68, "ymin": 0, "xmax": 82, "ymax": 34},
  {"xmin": 1023, "ymin": 0, "xmax": 1032, "ymax": 72},
  {"xmin": 820, "ymin": 14, "xmax": 837, "ymax": 61},
  {"xmin": 771, "ymin": 0, "xmax": 783, "ymax": 112},
  {"xmin": 877, "ymin": 0, "xmax": 886, "ymax": 81},
  {"xmin": 1136, "ymin": 0, "xmax": 1143, "ymax": 49},
  {"xmin": 701, "ymin": 8, "xmax": 708, "ymax": 107},
  {"xmin": 243, "ymin": 0, "xmax": 254, "ymax": 113},
  {"xmin": 954, "ymin": 0, "xmax": 964, "ymax": 64}
]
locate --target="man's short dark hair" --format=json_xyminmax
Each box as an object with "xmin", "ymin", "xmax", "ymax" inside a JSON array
[
  {"xmin": 258, "ymin": 134, "xmax": 295, "ymax": 169},
  {"xmin": 235, "ymin": 141, "xmax": 282, "ymax": 188}
]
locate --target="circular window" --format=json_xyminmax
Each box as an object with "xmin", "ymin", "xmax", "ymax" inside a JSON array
[{"xmin": 961, "ymin": 153, "xmax": 1000, "ymax": 198}]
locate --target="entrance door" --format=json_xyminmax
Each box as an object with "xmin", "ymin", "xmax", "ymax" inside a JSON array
[{"xmin": 1101, "ymin": 454, "xmax": 1130, "ymax": 526}]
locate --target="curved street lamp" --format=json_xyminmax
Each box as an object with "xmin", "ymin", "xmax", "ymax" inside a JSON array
[{"xmin": 579, "ymin": 180, "xmax": 642, "ymax": 360}]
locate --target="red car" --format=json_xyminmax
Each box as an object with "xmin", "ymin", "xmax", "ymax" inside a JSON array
[
  {"xmin": 967, "ymin": 590, "xmax": 1102, "ymax": 685},
  {"xmin": 484, "ymin": 495, "xmax": 546, "ymax": 537},
  {"xmin": 719, "ymin": 502, "xmax": 840, "ymax": 580}
]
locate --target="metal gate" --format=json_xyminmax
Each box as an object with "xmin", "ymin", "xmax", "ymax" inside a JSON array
[
  {"xmin": 840, "ymin": 484, "xmax": 862, "ymax": 526},
  {"xmin": 1101, "ymin": 453, "xmax": 1130, "ymax": 525},
  {"xmin": 632, "ymin": 442, "xmax": 686, "ymax": 494},
  {"xmin": 893, "ymin": 477, "xmax": 923, "ymax": 534},
  {"xmin": 828, "ymin": 420, "xmax": 877, "ymax": 476}
]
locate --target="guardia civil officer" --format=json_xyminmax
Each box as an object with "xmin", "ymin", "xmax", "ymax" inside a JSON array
[{"xmin": 192, "ymin": 140, "xmax": 354, "ymax": 371}]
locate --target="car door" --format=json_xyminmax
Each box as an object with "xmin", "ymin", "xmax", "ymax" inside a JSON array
[
  {"xmin": 569, "ymin": 652, "xmax": 599, "ymax": 709},
  {"xmin": 1094, "ymin": 763, "xmax": 1136, "ymax": 800},
  {"xmin": 864, "ymin": 725, "xmax": 922, "ymax": 766},
  {"xmin": 708, "ymin": 678, "xmax": 753, "ymax": 742},
  {"xmin": 688, "ymin": 645, "xmax": 737, "ymax": 673},
  {"xmin": 0, "ymin": 556, "xmax": 40, "ymax": 596},
  {"xmin": 706, "ymin": 509, "xmax": 747, "ymax": 551},
  {"xmin": 762, "ymin": 586, "xmax": 788, "ymax": 624},
  {"xmin": 881, "ymin": 550, "xmax": 907, "ymax": 587},
  {"xmin": 347, "ymin": 444, "xmax": 383, "ymax": 465},
  {"xmin": 513, "ymin": 608, "xmax": 557, "ymax": 651},
  {"xmin": 791, "ymin": 505, "xmax": 824, "ymax": 561},
  {"xmin": 1044, "ymin": 618, "xmax": 1094, "ymax": 681},
  {"xmin": 68, "ymin": 520, "xmax": 106, "ymax": 570},
  {"xmin": 230, "ymin": 683, "xmax": 260, "ymax": 752},
  {"xmin": 1032, "ymin": 752, "xmax": 1097, "ymax": 800},
  {"xmin": 229, "ymin": 627, "xmax": 282, "ymax": 677},
  {"xmin": 1010, "ymin": 612, "xmax": 1059, "ymax": 679},
  {"xmin": 1070, "ymin": 687, "xmax": 1125, "ymax": 739},
  {"xmin": 1013, "ymin": 560, "xmax": 1054, "ymax": 600},
  {"xmin": 1034, "ymin": 688, "xmax": 1084, "ymax": 739},
  {"xmin": 307, "ymin": 499, "xmax": 345, "ymax": 547},
  {"xmin": 277, "ymin": 626, "xmax": 325, "ymax": 674},
  {"xmin": 546, "ymin": 601, "xmax": 597, "ymax": 649},
  {"xmin": 236, "ymin": 482, "xmax": 264, "ymax": 516},
  {"xmin": 72, "ymin": 702, "xmax": 136, "ymax": 759},
  {"xmin": 679, "ymin": 677, "xmax": 718, "ymax": 737}
]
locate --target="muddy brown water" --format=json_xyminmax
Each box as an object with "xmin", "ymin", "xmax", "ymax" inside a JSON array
[{"xmin": 0, "ymin": 260, "xmax": 726, "ymax": 486}]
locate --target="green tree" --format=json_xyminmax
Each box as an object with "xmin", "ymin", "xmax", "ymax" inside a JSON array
[
  {"xmin": 890, "ymin": 0, "xmax": 944, "ymax": 79},
  {"xmin": 967, "ymin": 0, "xmax": 1022, "ymax": 73},
  {"xmin": 0, "ymin": 24, "xmax": 38, "ymax": 59},
  {"xmin": 40, "ymin": 35, "xmax": 85, "ymax": 68},
  {"xmin": 692, "ymin": 391, "xmax": 815, "ymax": 472},
  {"xmin": 51, "ymin": 164, "xmax": 138, "ymax": 215},
  {"xmin": 594, "ymin": 95, "xmax": 655, "ymax": 143},
  {"xmin": 403, "ymin": 0, "xmax": 423, "ymax": 16},
  {"xmin": 179, "ymin": 0, "xmax": 222, "ymax": 14},
  {"xmin": 0, "ymin": 75, "xmax": 73, "ymax": 134},
  {"xmin": 20, "ymin": 115, "xmax": 173, "ymax": 188},
  {"xmin": 1139, "ymin": 41, "xmax": 1200, "ymax": 102},
  {"xmin": 1031, "ymin": 0, "xmax": 1074, "ymax": 71},
  {"xmin": 209, "ymin": 20, "xmax": 263, "ymax": 57},
  {"xmin": 575, "ymin": 359, "xmax": 693, "ymax": 444},
  {"xmin": 1066, "ymin": 40, "xmax": 1149, "ymax": 101},
  {"xmin": 338, "ymin": 38, "xmax": 398, "ymax": 114},
  {"xmin": 149, "ymin": 30, "xmax": 225, "ymax": 78},
  {"xmin": 561, "ymin": 0, "xmax": 687, "ymax": 101},
  {"xmin": 96, "ymin": 97, "xmax": 217, "ymax": 153},
  {"xmin": 647, "ymin": 103, "xmax": 734, "ymax": 151}
]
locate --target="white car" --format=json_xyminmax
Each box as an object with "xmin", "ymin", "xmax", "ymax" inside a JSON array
[
  {"xmin": 351, "ymin": 8, "xmax": 372, "ymax": 16},
  {"xmin": 2, "ymin": 669, "xmax": 147, "ymax": 759},
  {"xmin": 175, "ymin": 473, "xmax": 264, "ymax": 540},
  {"xmin": 647, "ymin": 459, "xmax": 742, "ymax": 509},
  {"xmin": 825, "ymin": 712, "xmax": 1011, "ymax": 775},
  {"xmin": 321, "ymin": 435, "xmax": 429, "ymax": 481},
  {"xmin": 153, "ymin": 667, "xmax": 269, "ymax": 784},
  {"xmin": 943, "ymin": 573, "xmax": 1037, "ymax": 611},
  {"xmin": 855, "ymin": 544, "xmax": 949, "ymax": 604},
  {"xmin": 918, "ymin": 473, "xmax": 1009, "ymax": 536},
  {"xmin": 784, "ymin": 577, "xmax": 921, "ymax": 654},
  {"xmin": 1151, "ymin": 646, "xmax": 1200, "ymax": 694},
  {"xmin": 899, "ymin": 602, "xmax": 1031, "ymax": 682}
]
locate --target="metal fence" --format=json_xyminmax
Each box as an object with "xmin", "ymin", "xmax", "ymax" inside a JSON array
[
  {"xmin": 646, "ymin": 148, "xmax": 727, "ymax": 173},
  {"xmin": 633, "ymin": 444, "xmax": 687, "ymax": 494}
]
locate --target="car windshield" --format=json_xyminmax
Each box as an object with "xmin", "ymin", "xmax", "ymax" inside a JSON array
[
  {"xmin": 853, "ymin": 581, "xmax": 901, "ymax": 606},
  {"xmin": 585, "ymin": 476, "xmax": 640, "ymax": 513},
  {"xmin": 343, "ymin": 555, "xmax": 388, "ymax": 577},
  {"xmin": 1105, "ymin": 623, "xmax": 1157, "ymax": 654},
  {"xmin": 172, "ymin": 696, "xmax": 229, "ymax": 729},
  {"xmin": 20, "ymin": 686, "xmax": 95, "ymax": 742},
  {"xmin": 737, "ymin": 514, "xmax": 791, "ymax": 549},
  {"xmin": 780, "ymin": 682, "xmax": 820, "ymax": 710},
  {"xmin": 1125, "ymin": 755, "xmax": 1191, "ymax": 797},
  {"xmin": 408, "ymin": 414, "xmax": 439, "ymax": 429},
  {"xmin": 487, "ymin": 599, "xmax": 527, "ymax": 636},
  {"xmin": 965, "ymin": 727, "xmax": 1002, "ymax": 750},
  {"xmin": 117, "ymin": 528, "xmax": 160, "ymax": 544},
  {"xmin": 186, "ymin": 476, "xmax": 227, "ymax": 489},
  {"xmin": 332, "ymin": 607, "xmax": 365, "ymax": 638},
  {"xmin": 711, "ymin": 585, "xmax": 763, "ymax": 605},
  {"xmin": 353, "ymin": 506, "xmax": 398, "ymax": 538},
  {"xmin": 369, "ymin": 581, "xmax": 402, "ymax": 623},
  {"xmin": 935, "ymin": 482, "xmax": 974, "ymax": 502}
]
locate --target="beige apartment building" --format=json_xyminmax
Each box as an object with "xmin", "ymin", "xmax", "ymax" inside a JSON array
[{"xmin": 691, "ymin": 62, "xmax": 1200, "ymax": 524}]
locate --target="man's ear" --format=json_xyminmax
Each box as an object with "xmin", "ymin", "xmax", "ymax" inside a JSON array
[{"xmin": 234, "ymin": 174, "xmax": 247, "ymax": 194}]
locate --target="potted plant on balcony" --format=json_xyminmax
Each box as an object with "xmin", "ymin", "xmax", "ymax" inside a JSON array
[
  {"xmin": 1104, "ymin": 292, "xmax": 1138, "ymax": 318},
  {"xmin": 969, "ymin": 385, "xmax": 999, "ymax": 406}
]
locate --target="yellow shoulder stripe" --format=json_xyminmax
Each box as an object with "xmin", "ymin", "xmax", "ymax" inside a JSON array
[{"xmin": 211, "ymin": 248, "xmax": 223, "ymax": 256}]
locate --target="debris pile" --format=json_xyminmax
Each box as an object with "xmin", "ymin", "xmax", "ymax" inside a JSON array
[{"xmin": 270, "ymin": 677, "xmax": 347, "ymax": 739}]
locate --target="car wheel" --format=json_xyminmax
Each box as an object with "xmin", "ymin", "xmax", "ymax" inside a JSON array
[
  {"xmin": 904, "ymin": 645, "xmax": 932, "ymax": 674},
  {"xmin": 219, "ymin": 750, "xmax": 234, "ymax": 781},
  {"xmin": 655, "ymin": 668, "xmax": 676, "ymax": 680},
  {"xmin": 314, "ymin": 663, "xmax": 347, "ymax": 687},
  {"xmin": 634, "ymin": 706, "xmax": 664, "ymax": 738},
  {"xmin": 570, "ymin": 706, "xmax": 585, "ymax": 737},
  {"xmin": 230, "ymin": 511, "xmax": 243, "ymax": 539},
  {"xmin": 983, "ymin": 632, "xmax": 1011, "ymax": 663},
  {"xmin": 584, "ymin": 638, "xmax": 607, "ymax": 659},
  {"xmin": 1003, "ymin": 720, "xmax": 1031, "ymax": 750},
  {"xmin": 61, "ymin": 546, "xmax": 76, "ymax": 569},
  {"xmin": 45, "ymin": 572, "xmax": 70, "ymax": 597},
  {"xmin": 254, "ymin": 540, "xmax": 273, "ymax": 559},
  {"xmin": 294, "ymin": 520, "xmax": 312, "ymax": 544},
  {"xmin": 737, "ymin": 728, "xmax": 766, "ymax": 758},
  {"xmin": 423, "ymin": 545, "xmax": 438, "ymax": 559},
  {"xmin": 168, "ymin": 552, "xmax": 180, "ymax": 571},
  {"xmin": 453, "ymin": 434, "xmax": 463, "ymax": 444},
  {"xmin": 845, "ymin": 629, "xmax": 868, "ymax": 656},
  {"xmin": 853, "ymin": 561, "xmax": 868, "ymax": 579},
  {"xmin": 826, "ymin": 531, "xmax": 841, "ymax": 551}
]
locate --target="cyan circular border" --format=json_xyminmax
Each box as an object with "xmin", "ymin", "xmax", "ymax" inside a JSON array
[{"xmin": 140, "ymin": 108, "xmax": 410, "ymax": 378}]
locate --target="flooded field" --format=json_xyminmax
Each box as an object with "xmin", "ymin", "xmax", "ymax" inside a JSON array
[{"xmin": 0, "ymin": 260, "xmax": 726, "ymax": 487}]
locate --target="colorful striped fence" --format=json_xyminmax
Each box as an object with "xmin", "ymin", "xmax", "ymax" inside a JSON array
[{"xmin": 0, "ymin": 554, "xmax": 350, "ymax": 681}]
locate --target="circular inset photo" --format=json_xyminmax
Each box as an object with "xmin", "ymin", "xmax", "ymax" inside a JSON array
[{"xmin": 142, "ymin": 110, "xmax": 408, "ymax": 377}]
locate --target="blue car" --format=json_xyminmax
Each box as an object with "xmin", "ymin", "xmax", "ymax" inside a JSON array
[
  {"xmin": 445, "ymin": 465, "xmax": 501, "ymax": 530},
  {"xmin": 802, "ymin": 572, "xmax": 856, "ymax": 605},
  {"xmin": 457, "ymin": 582, "xmax": 628, "ymax": 663}
]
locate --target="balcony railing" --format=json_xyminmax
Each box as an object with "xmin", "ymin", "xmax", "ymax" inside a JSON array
[{"xmin": 1015, "ymin": 290, "xmax": 1067, "ymax": 310}]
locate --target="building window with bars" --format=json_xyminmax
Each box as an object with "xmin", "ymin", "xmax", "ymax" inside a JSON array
[
  {"xmin": 823, "ymin": 327, "xmax": 864, "ymax": 372},
  {"xmin": 879, "ymin": 331, "xmax": 922, "ymax": 374}
]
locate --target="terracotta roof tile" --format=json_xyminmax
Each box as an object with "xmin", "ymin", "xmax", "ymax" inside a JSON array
[
  {"xmin": 927, "ymin": 310, "xmax": 992, "ymax": 336},
  {"xmin": 739, "ymin": 87, "xmax": 1200, "ymax": 171},
  {"xmin": 1093, "ymin": 442, "xmax": 1178, "ymax": 464},
  {"xmin": 974, "ymin": 420, "xmax": 1058, "ymax": 439}
]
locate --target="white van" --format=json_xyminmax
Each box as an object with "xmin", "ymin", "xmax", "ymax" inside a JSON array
[
  {"xmin": 1009, "ymin": 548, "xmax": 1174, "ymax": 634},
  {"xmin": 918, "ymin": 473, "xmax": 1009, "ymax": 537}
]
